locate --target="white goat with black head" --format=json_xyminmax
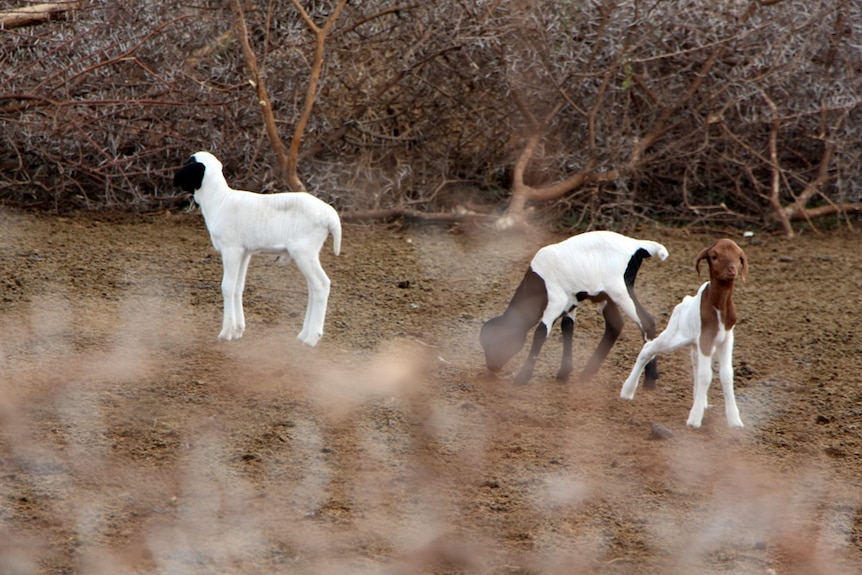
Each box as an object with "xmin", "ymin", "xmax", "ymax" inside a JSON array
[
  {"xmin": 173, "ymin": 151, "xmax": 341, "ymax": 346},
  {"xmin": 621, "ymin": 238, "xmax": 748, "ymax": 428},
  {"xmin": 480, "ymin": 231, "xmax": 669, "ymax": 385}
]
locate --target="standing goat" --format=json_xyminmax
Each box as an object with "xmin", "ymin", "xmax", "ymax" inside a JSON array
[
  {"xmin": 480, "ymin": 231, "xmax": 669, "ymax": 385},
  {"xmin": 173, "ymin": 151, "xmax": 341, "ymax": 347},
  {"xmin": 620, "ymin": 239, "xmax": 748, "ymax": 428}
]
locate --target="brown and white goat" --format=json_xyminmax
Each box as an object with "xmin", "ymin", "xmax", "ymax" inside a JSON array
[
  {"xmin": 480, "ymin": 231, "xmax": 668, "ymax": 385},
  {"xmin": 620, "ymin": 238, "xmax": 748, "ymax": 428}
]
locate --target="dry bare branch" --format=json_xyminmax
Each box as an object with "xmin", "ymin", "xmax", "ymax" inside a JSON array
[
  {"xmin": 764, "ymin": 94, "xmax": 795, "ymax": 237},
  {"xmin": 0, "ymin": 1, "xmax": 81, "ymax": 30},
  {"xmin": 0, "ymin": 0, "xmax": 859, "ymax": 233},
  {"xmin": 782, "ymin": 110, "xmax": 849, "ymax": 223},
  {"xmin": 286, "ymin": 0, "xmax": 348, "ymax": 193},
  {"xmin": 231, "ymin": 0, "xmax": 291, "ymax": 186}
]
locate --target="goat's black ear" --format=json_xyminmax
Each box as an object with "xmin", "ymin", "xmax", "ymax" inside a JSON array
[{"xmin": 173, "ymin": 160, "xmax": 206, "ymax": 192}]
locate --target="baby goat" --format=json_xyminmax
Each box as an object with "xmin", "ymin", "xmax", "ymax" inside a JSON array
[
  {"xmin": 480, "ymin": 231, "xmax": 669, "ymax": 385},
  {"xmin": 173, "ymin": 151, "xmax": 342, "ymax": 347},
  {"xmin": 620, "ymin": 238, "xmax": 748, "ymax": 428}
]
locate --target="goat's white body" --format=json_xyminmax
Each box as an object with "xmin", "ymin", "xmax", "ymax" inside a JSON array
[
  {"xmin": 532, "ymin": 231, "xmax": 669, "ymax": 331},
  {"xmin": 481, "ymin": 230, "xmax": 668, "ymax": 385},
  {"xmin": 182, "ymin": 152, "xmax": 341, "ymax": 346},
  {"xmin": 620, "ymin": 282, "xmax": 743, "ymax": 428}
]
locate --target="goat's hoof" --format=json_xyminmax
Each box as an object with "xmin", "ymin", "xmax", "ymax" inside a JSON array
[
  {"xmin": 555, "ymin": 371, "xmax": 571, "ymax": 383},
  {"xmin": 578, "ymin": 370, "xmax": 597, "ymax": 383},
  {"xmin": 481, "ymin": 368, "xmax": 501, "ymax": 381},
  {"xmin": 298, "ymin": 332, "xmax": 322, "ymax": 347},
  {"xmin": 620, "ymin": 380, "xmax": 637, "ymax": 400},
  {"xmin": 218, "ymin": 328, "xmax": 243, "ymax": 341}
]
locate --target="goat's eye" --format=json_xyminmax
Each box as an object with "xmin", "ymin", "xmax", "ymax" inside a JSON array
[{"xmin": 711, "ymin": 254, "xmax": 718, "ymax": 261}]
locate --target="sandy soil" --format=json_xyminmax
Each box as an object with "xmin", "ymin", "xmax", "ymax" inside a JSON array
[{"xmin": 0, "ymin": 208, "xmax": 860, "ymax": 575}]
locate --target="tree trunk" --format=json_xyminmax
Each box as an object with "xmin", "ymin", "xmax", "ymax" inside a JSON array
[
  {"xmin": 231, "ymin": 0, "xmax": 292, "ymax": 186},
  {"xmin": 287, "ymin": 0, "xmax": 348, "ymax": 193}
]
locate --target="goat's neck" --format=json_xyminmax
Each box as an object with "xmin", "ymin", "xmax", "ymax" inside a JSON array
[
  {"xmin": 502, "ymin": 304, "xmax": 541, "ymax": 332},
  {"xmin": 502, "ymin": 266, "xmax": 547, "ymax": 330},
  {"xmin": 702, "ymin": 279, "xmax": 737, "ymax": 330},
  {"xmin": 194, "ymin": 179, "xmax": 232, "ymax": 219}
]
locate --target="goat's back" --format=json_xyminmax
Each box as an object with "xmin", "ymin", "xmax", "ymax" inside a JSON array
[
  {"xmin": 531, "ymin": 231, "xmax": 666, "ymax": 298},
  {"xmin": 202, "ymin": 190, "xmax": 339, "ymax": 256}
]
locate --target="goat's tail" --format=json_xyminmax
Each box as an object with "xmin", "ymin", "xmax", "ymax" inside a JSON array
[
  {"xmin": 328, "ymin": 208, "xmax": 342, "ymax": 256},
  {"xmin": 641, "ymin": 240, "xmax": 669, "ymax": 262}
]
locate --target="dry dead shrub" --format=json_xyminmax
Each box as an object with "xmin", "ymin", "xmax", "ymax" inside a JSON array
[{"xmin": 1, "ymin": 0, "xmax": 860, "ymax": 233}]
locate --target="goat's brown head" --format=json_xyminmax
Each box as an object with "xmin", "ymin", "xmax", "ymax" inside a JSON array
[
  {"xmin": 480, "ymin": 316, "xmax": 527, "ymax": 373},
  {"xmin": 695, "ymin": 238, "xmax": 748, "ymax": 283}
]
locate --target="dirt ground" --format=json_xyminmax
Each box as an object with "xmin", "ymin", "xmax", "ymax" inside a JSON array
[{"xmin": 0, "ymin": 207, "xmax": 860, "ymax": 575}]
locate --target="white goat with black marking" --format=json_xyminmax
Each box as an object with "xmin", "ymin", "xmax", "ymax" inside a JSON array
[
  {"xmin": 173, "ymin": 151, "xmax": 341, "ymax": 346},
  {"xmin": 621, "ymin": 238, "xmax": 748, "ymax": 428},
  {"xmin": 480, "ymin": 231, "xmax": 669, "ymax": 385}
]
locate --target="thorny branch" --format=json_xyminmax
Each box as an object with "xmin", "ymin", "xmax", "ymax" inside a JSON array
[{"xmin": 0, "ymin": 0, "xmax": 860, "ymax": 234}]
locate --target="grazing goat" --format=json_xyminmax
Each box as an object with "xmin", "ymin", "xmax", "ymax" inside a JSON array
[
  {"xmin": 620, "ymin": 238, "xmax": 748, "ymax": 428},
  {"xmin": 173, "ymin": 151, "xmax": 342, "ymax": 347},
  {"xmin": 480, "ymin": 231, "xmax": 669, "ymax": 385}
]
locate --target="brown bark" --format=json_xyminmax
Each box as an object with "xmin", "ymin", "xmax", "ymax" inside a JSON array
[
  {"xmin": 0, "ymin": 1, "xmax": 80, "ymax": 30},
  {"xmin": 763, "ymin": 94, "xmax": 794, "ymax": 237},
  {"xmin": 504, "ymin": 117, "xmax": 620, "ymax": 223},
  {"xmin": 764, "ymin": 93, "xmax": 853, "ymax": 236},
  {"xmin": 780, "ymin": 110, "xmax": 849, "ymax": 227},
  {"xmin": 287, "ymin": 0, "xmax": 348, "ymax": 193},
  {"xmin": 788, "ymin": 202, "xmax": 862, "ymax": 220},
  {"xmin": 629, "ymin": 46, "xmax": 721, "ymax": 168},
  {"xmin": 231, "ymin": 0, "xmax": 291, "ymax": 187},
  {"xmin": 500, "ymin": 46, "xmax": 721, "ymax": 226}
]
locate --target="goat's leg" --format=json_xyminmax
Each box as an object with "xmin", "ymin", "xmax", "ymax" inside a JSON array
[
  {"xmin": 233, "ymin": 252, "xmax": 252, "ymax": 336},
  {"xmin": 619, "ymin": 294, "xmax": 660, "ymax": 389},
  {"xmin": 294, "ymin": 254, "xmax": 331, "ymax": 347},
  {"xmin": 637, "ymin": 307, "xmax": 660, "ymax": 390},
  {"xmin": 620, "ymin": 340, "xmax": 659, "ymax": 400},
  {"xmin": 298, "ymin": 280, "xmax": 314, "ymax": 343},
  {"xmin": 293, "ymin": 255, "xmax": 316, "ymax": 343},
  {"xmin": 556, "ymin": 312, "xmax": 575, "ymax": 382},
  {"xmin": 686, "ymin": 349, "xmax": 714, "ymax": 428},
  {"xmin": 514, "ymin": 323, "xmax": 549, "ymax": 385},
  {"xmin": 642, "ymin": 360, "xmax": 660, "ymax": 389},
  {"xmin": 717, "ymin": 333, "xmax": 743, "ymax": 428},
  {"xmin": 218, "ymin": 249, "xmax": 244, "ymax": 340},
  {"xmin": 580, "ymin": 300, "xmax": 623, "ymax": 382},
  {"xmin": 621, "ymin": 325, "xmax": 689, "ymax": 400},
  {"xmin": 689, "ymin": 346, "xmax": 705, "ymax": 408}
]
